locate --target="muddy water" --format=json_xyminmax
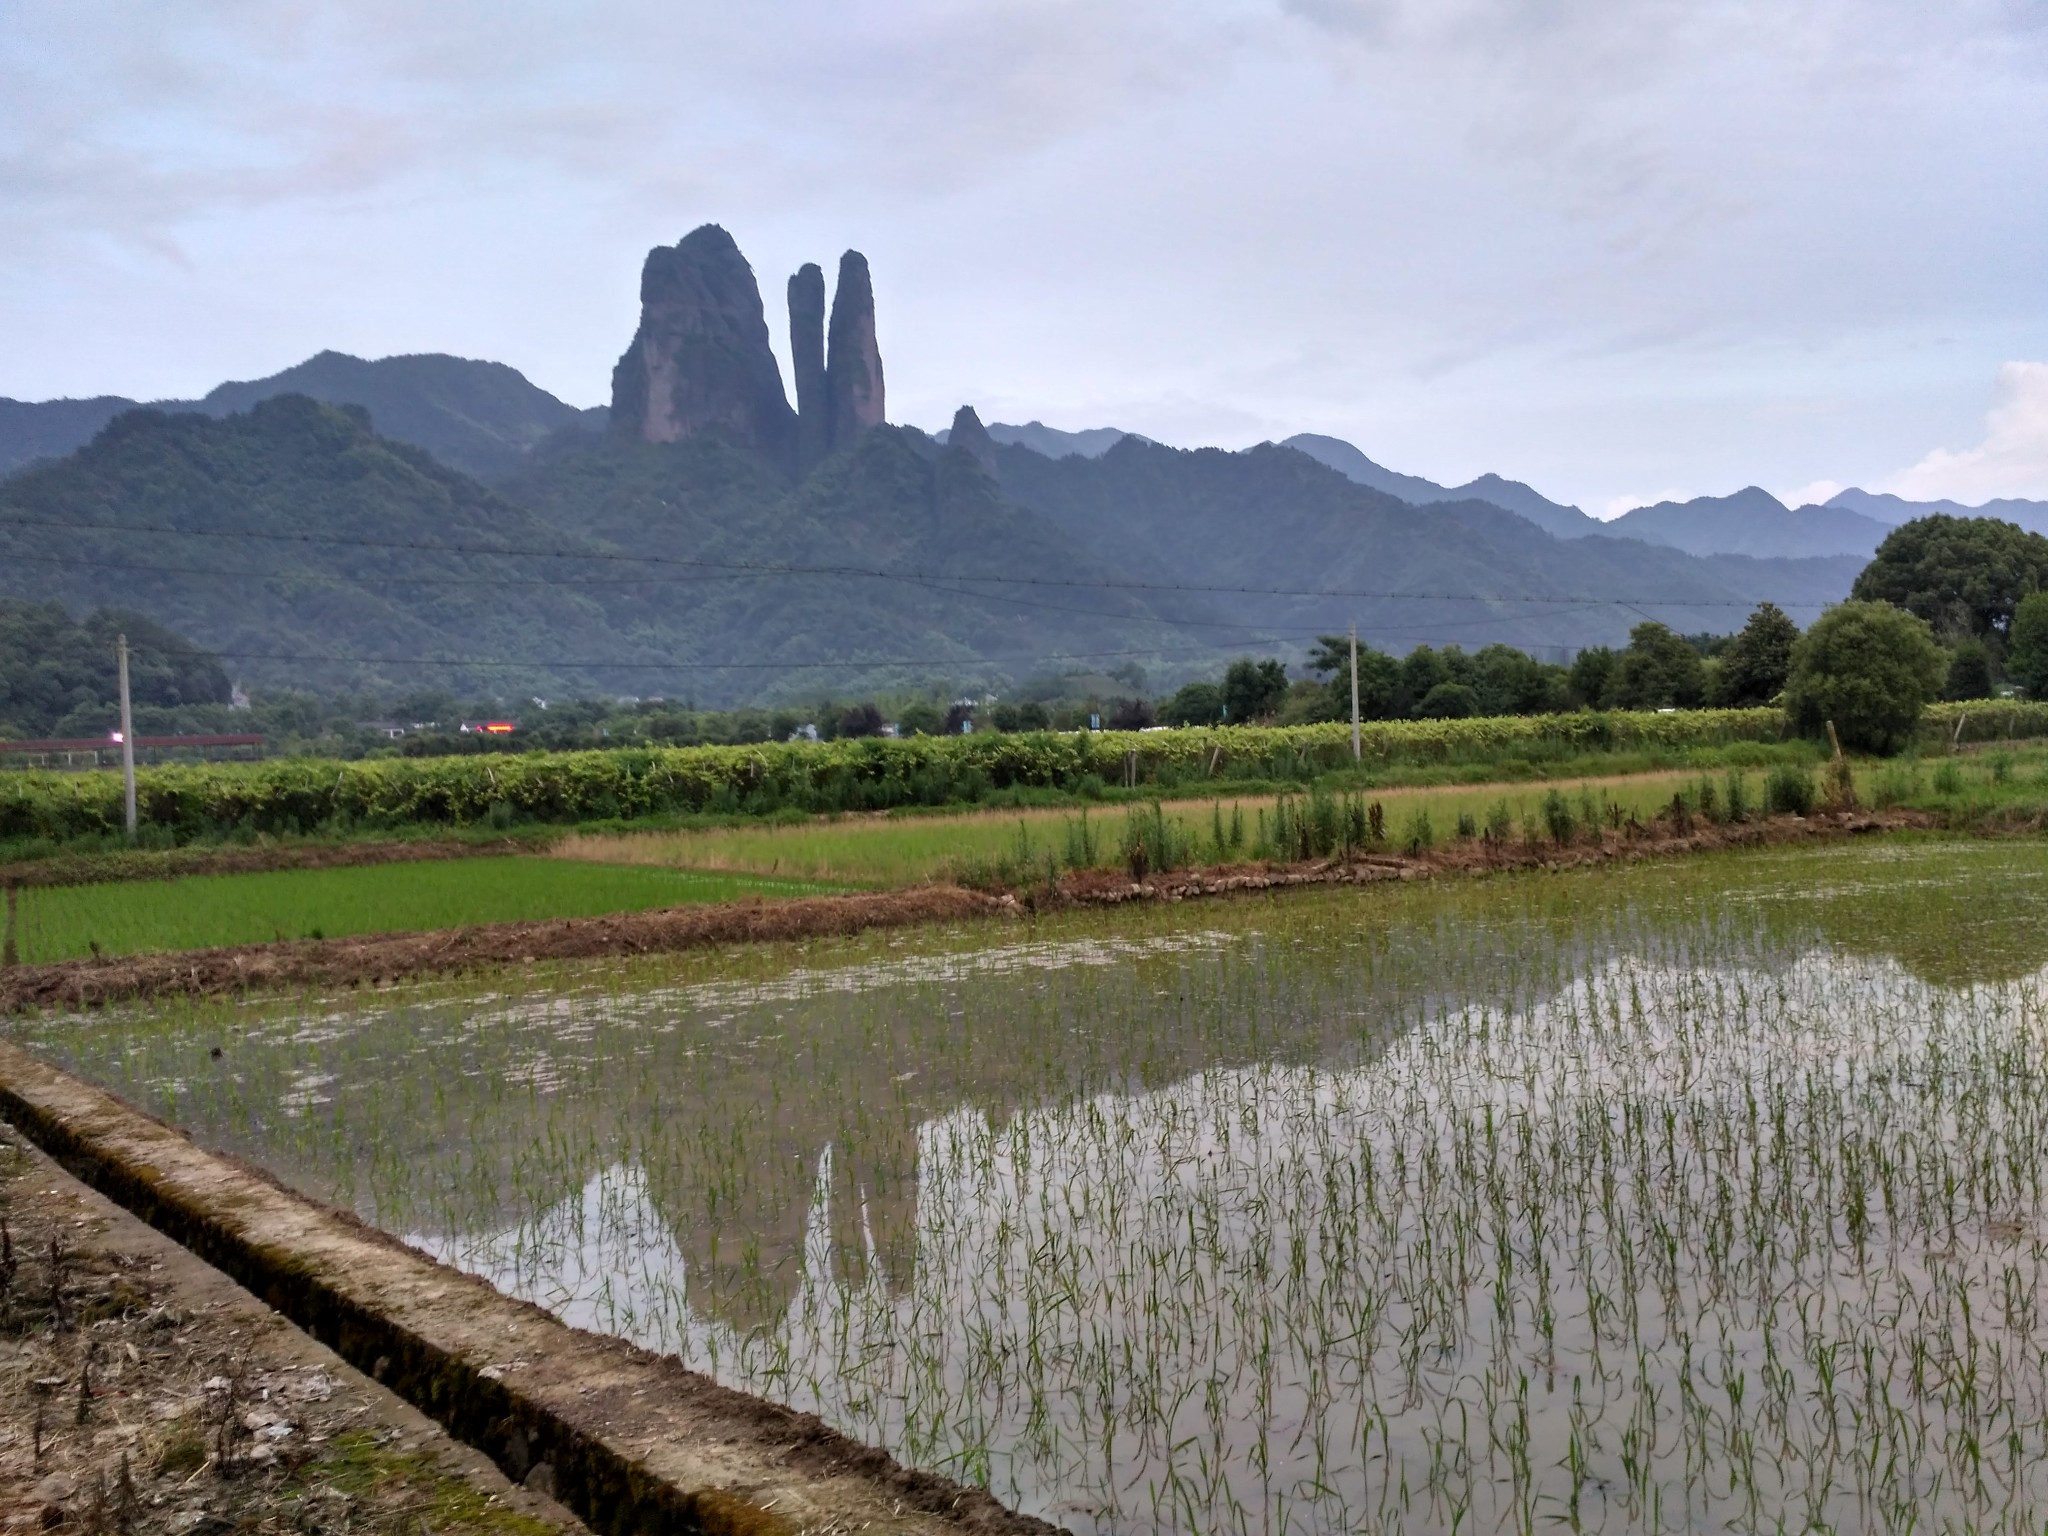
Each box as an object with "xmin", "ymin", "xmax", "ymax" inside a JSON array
[{"xmin": 18, "ymin": 839, "xmax": 2048, "ymax": 1534}]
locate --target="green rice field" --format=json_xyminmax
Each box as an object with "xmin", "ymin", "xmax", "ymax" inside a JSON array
[
  {"xmin": 18, "ymin": 837, "xmax": 2048, "ymax": 1532},
  {"xmin": 3, "ymin": 857, "xmax": 844, "ymax": 962}
]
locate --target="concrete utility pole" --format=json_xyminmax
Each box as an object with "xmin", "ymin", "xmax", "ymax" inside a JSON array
[
  {"xmin": 117, "ymin": 633, "xmax": 137, "ymax": 840},
  {"xmin": 1349, "ymin": 623, "xmax": 1361, "ymax": 763}
]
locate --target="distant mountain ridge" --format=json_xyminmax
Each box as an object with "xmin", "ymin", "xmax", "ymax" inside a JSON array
[
  {"xmin": 1827, "ymin": 487, "xmax": 2048, "ymax": 538},
  {"xmin": 1593, "ymin": 488, "xmax": 1893, "ymax": 560},
  {"xmin": 932, "ymin": 420, "xmax": 1129, "ymax": 459},
  {"xmin": 0, "ymin": 351, "xmax": 600, "ymax": 481},
  {"xmin": 1279, "ymin": 433, "xmax": 1600, "ymax": 541}
]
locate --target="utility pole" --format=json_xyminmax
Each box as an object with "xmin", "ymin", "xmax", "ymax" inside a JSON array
[
  {"xmin": 1349, "ymin": 622, "xmax": 1361, "ymax": 763},
  {"xmin": 117, "ymin": 633, "xmax": 137, "ymax": 840}
]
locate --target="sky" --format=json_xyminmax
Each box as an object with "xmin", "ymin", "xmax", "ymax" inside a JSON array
[{"xmin": 4, "ymin": 0, "xmax": 2046, "ymax": 517}]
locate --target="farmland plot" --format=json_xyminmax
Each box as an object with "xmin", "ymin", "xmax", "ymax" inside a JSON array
[{"xmin": 18, "ymin": 840, "xmax": 2048, "ymax": 1534}]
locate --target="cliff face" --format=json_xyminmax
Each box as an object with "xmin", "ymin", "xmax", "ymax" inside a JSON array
[
  {"xmin": 787, "ymin": 263, "xmax": 829, "ymax": 473},
  {"xmin": 609, "ymin": 225, "xmax": 795, "ymax": 466},
  {"xmin": 607, "ymin": 227, "xmax": 883, "ymax": 475},
  {"xmin": 824, "ymin": 251, "xmax": 886, "ymax": 454}
]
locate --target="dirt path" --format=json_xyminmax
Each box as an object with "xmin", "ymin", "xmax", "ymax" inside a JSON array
[
  {"xmin": 0, "ymin": 1121, "xmax": 588, "ymax": 1535},
  {"xmin": 0, "ymin": 809, "xmax": 1929, "ymax": 1015}
]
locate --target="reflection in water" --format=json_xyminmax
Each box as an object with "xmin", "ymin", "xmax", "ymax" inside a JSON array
[
  {"xmin": 19, "ymin": 840, "xmax": 2048, "ymax": 1532},
  {"xmin": 405, "ymin": 948, "xmax": 2048, "ymax": 1533}
]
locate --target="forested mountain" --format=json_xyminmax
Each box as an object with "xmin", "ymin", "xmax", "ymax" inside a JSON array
[
  {"xmin": 0, "ymin": 397, "xmax": 669, "ymax": 698},
  {"xmin": 0, "ymin": 352, "xmax": 598, "ymax": 481},
  {"xmin": 0, "ymin": 397, "xmax": 1211, "ymax": 703},
  {"xmin": 983, "ymin": 434, "xmax": 1860, "ymax": 657},
  {"xmin": 0, "ymin": 388, "xmax": 1873, "ymax": 703}
]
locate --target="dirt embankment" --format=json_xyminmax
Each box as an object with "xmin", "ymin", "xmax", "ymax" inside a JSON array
[
  {"xmin": 0, "ymin": 886, "xmax": 1013, "ymax": 1014},
  {"xmin": 0, "ymin": 1120, "xmax": 587, "ymax": 1535},
  {"xmin": 0, "ymin": 809, "xmax": 1930, "ymax": 1015}
]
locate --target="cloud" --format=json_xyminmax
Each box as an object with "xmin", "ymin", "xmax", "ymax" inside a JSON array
[
  {"xmin": 1888, "ymin": 363, "xmax": 2048, "ymax": 504},
  {"xmin": 2, "ymin": 0, "xmax": 2046, "ymax": 516},
  {"xmin": 1780, "ymin": 479, "xmax": 1844, "ymax": 509}
]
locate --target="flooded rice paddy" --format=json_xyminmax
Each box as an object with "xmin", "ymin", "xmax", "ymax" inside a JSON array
[{"xmin": 16, "ymin": 838, "xmax": 2048, "ymax": 1534}]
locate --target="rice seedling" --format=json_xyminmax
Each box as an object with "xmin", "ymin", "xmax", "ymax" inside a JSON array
[
  {"xmin": 6, "ymin": 858, "xmax": 845, "ymax": 963},
  {"xmin": 16, "ymin": 839, "xmax": 2048, "ymax": 1534}
]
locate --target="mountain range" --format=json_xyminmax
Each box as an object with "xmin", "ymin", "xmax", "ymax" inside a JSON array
[{"xmin": 1, "ymin": 222, "xmax": 2036, "ymax": 702}]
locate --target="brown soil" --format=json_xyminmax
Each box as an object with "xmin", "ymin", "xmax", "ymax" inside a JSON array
[
  {"xmin": 0, "ymin": 1122, "xmax": 587, "ymax": 1536},
  {"xmin": 0, "ymin": 838, "xmax": 531, "ymax": 892},
  {"xmin": 0, "ymin": 810, "xmax": 1930, "ymax": 1016}
]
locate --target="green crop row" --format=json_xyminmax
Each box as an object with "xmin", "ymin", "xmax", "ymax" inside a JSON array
[{"xmin": 0, "ymin": 701, "xmax": 2032, "ymax": 843}]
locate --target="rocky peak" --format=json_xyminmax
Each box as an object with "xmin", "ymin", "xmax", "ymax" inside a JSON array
[
  {"xmin": 787, "ymin": 263, "xmax": 828, "ymax": 473},
  {"xmin": 609, "ymin": 225, "xmax": 795, "ymax": 466},
  {"xmin": 946, "ymin": 405, "xmax": 998, "ymax": 470},
  {"xmin": 824, "ymin": 251, "xmax": 886, "ymax": 452}
]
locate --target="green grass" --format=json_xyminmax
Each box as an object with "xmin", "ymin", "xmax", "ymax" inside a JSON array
[
  {"xmin": 6, "ymin": 857, "xmax": 844, "ymax": 962},
  {"xmin": 552, "ymin": 766, "xmax": 1773, "ymax": 886}
]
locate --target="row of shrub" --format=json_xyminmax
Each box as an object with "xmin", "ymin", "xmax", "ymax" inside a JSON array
[{"xmin": 0, "ymin": 700, "xmax": 2038, "ymax": 844}]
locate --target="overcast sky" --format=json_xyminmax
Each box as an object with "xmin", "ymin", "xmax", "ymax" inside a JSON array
[{"xmin": 5, "ymin": 0, "xmax": 2045, "ymax": 515}]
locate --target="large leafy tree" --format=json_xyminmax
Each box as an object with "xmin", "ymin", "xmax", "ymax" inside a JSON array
[
  {"xmin": 1306, "ymin": 635, "xmax": 1402, "ymax": 721},
  {"xmin": 1784, "ymin": 600, "xmax": 1946, "ymax": 754},
  {"xmin": 1221, "ymin": 657, "xmax": 1289, "ymax": 723},
  {"xmin": 1567, "ymin": 646, "xmax": 1619, "ymax": 709},
  {"xmin": 1610, "ymin": 622, "xmax": 1707, "ymax": 710},
  {"xmin": 1850, "ymin": 515, "xmax": 2048, "ymax": 643},
  {"xmin": 1714, "ymin": 602, "xmax": 1800, "ymax": 707}
]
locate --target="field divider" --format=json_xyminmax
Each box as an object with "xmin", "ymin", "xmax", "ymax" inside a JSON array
[
  {"xmin": 0, "ymin": 1040, "xmax": 1062, "ymax": 1536},
  {"xmin": 0, "ymin": 885, "xmax": 1014, "ymax": 1014}
]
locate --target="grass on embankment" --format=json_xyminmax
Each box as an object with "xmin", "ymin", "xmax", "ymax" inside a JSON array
[
  {"xmin": 3, "ymin": 858, "xmax": 843, "ymax": 964},
  {"xmin": 556, "ymin": 744, "xmax": 2048, "ymax": 889},
  {"xmin": 551, "ymin": 767, "xmax": 1778, "ymax": 887}
]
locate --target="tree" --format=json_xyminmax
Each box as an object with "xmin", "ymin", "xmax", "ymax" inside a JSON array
[
  {"xmin": 1850, "ymin": 515, "xmax": 2048, "ymax": 643},
  {"xmin": 897, "ymin": 701, "xmax": 944, "ymax": 736},
  {"xmin": 1414, "ymin": 681, "xmax": 1480, "ymax": 719},
  {"xmin": 837, "ymin": 702, "xmax": 885, "ymax": 737},
  {"xmin": 1715, "ymin": 603, "xmax": 1800, "ymax": 707},
  {"xmin": 1106, "ymin": 696, "xmax": 1155, "ymax": 730},
  {"xmin": 0, "ymin": 599, "xmax": 230, "ymax": 738},
  {"xmin": 1609, "ymin": 622, "xmax": 1707, "ymax": 710},
  {"xmin": 1784, "ymin": 600, "xmax": 1946, "ymax": 755},
  {"xmin": 1221, "ymin": 657, "xmax": 1288, "ymax": 723},
  {"xmin": 1469, "ymin": 644, "xmax": 1568, "ymax": 716},
  {"xmin": 1160, "ymin": 680, "xmax": 1224, "ymax": 727},
  {"xmin": 1943, "ymin": 639, "xmax": 1995, "ymax": 701},
  {"xmin": 1568, "ymin": 647, "xmax": 1619, "ymax": 710},
  {"xmin": 2009, "ymin": 592, "xmax": 2048, "ymax": 698}
]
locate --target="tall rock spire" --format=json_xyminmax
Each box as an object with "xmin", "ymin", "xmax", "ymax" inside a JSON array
[
  {"xmin": 787, "ymin": 263, "xmax": 828, "ymax": 473},
  {"xmin": 824, "ymin": 250, "xmax": 886, "ymax": 452},
  {"xmin": 947, "ymin": 405, "xmax": 998, "ymax": 470},
  {"xmin": 609, "ymin": 224, "xmax": 795, "ymax": 467}
]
